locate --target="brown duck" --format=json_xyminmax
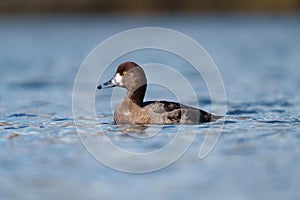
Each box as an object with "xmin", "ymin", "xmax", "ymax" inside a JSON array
[{"xmin": 97, "ymin": 62, "xmax": 221, "ymax": 124}]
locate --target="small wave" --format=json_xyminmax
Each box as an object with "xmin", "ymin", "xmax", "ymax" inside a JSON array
[
  {"xmin": 270, "ymin": 109, "xmax": 285, "ymax": 113},
  {"xmin": 7, "ymin": 113, "xmax": 37, "ymax": 118},
  {"xmin": 227, "ymin": 109, "xmax": 259, "ymax": 115},
  {"xmin": 257, "ymin": 120, "xmax": 289, "ymax": 124},
  {"xmin": 4, "ymin": 125, "xmax": 28, "ymax": 130},
  {"xmin": 52, "ymin": 117, "xmax": 73, "ymax": 122},
  {"xmin": 223, "ymin": 120, "xmax": 239, "ymax": 124},
  {"xmin": 259, "ymin": 100, "xmax": 292, "ymax": 107}
]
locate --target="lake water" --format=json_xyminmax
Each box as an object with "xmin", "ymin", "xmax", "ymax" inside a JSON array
[{"xmin": 1, "ymin": 14, "xmax": 300, "ymax": 200}]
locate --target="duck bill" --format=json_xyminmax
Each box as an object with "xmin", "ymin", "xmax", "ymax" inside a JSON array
[{"xmin": 97, "ymin": 78, "xmax": 117, "ymax": 89}]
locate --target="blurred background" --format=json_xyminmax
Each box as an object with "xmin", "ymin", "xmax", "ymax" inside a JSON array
[
  {"xmin": 1, "ymin": 1, "xmax": 300, "ymax": 200},
  {"xmin": 1, "ymin": 0, "xmax": 300, "ymax": 14}
]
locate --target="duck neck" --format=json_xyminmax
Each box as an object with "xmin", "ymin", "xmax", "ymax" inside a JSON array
[{"xmin": 126, "ymin": 84, "xmax": 146, "ymax": 106}]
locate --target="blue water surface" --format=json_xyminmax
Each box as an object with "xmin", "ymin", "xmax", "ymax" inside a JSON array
[{"xmin": 0, "ymin": 14, "xmax": 300, "ymax": 200}]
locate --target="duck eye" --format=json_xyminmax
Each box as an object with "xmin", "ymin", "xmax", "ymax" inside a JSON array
[{"xmin": 122, "ymin": 71, "xmax": 127, "ymax": 75}]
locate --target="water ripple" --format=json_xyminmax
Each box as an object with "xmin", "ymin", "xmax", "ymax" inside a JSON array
[
  {"xmin": 4, "ymin": 125, "xmax": 28, "ymax": 130},
  {"xmin": 7, "ymin": 113, "xmax": 37, "ymax": 118},
  {"xmin": 227, "ymin": 109, "xmax": 259, "ymax": 115},
  {"xmin": 52, "ymin": 117, "xmax": 73, "ymax": 122}
]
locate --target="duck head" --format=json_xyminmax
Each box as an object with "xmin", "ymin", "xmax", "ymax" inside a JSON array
[{"xmin": 98, "ymin": 62, "xmax": 147, "ymax": 92}]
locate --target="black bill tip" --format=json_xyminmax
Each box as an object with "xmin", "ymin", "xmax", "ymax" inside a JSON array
[{"xmin": 97, "ymin": 85, "xmax": 102, "ymax": 89}]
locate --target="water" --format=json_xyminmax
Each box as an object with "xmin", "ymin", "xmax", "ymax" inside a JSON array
[{"xmin": 1, "ymin": 14, "xmax": 300, "ymax": 200}]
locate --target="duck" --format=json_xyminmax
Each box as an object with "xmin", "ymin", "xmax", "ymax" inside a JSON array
[{"xmin": 97, "ymin": 61, "xmax": 221, "ymax": 124}]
